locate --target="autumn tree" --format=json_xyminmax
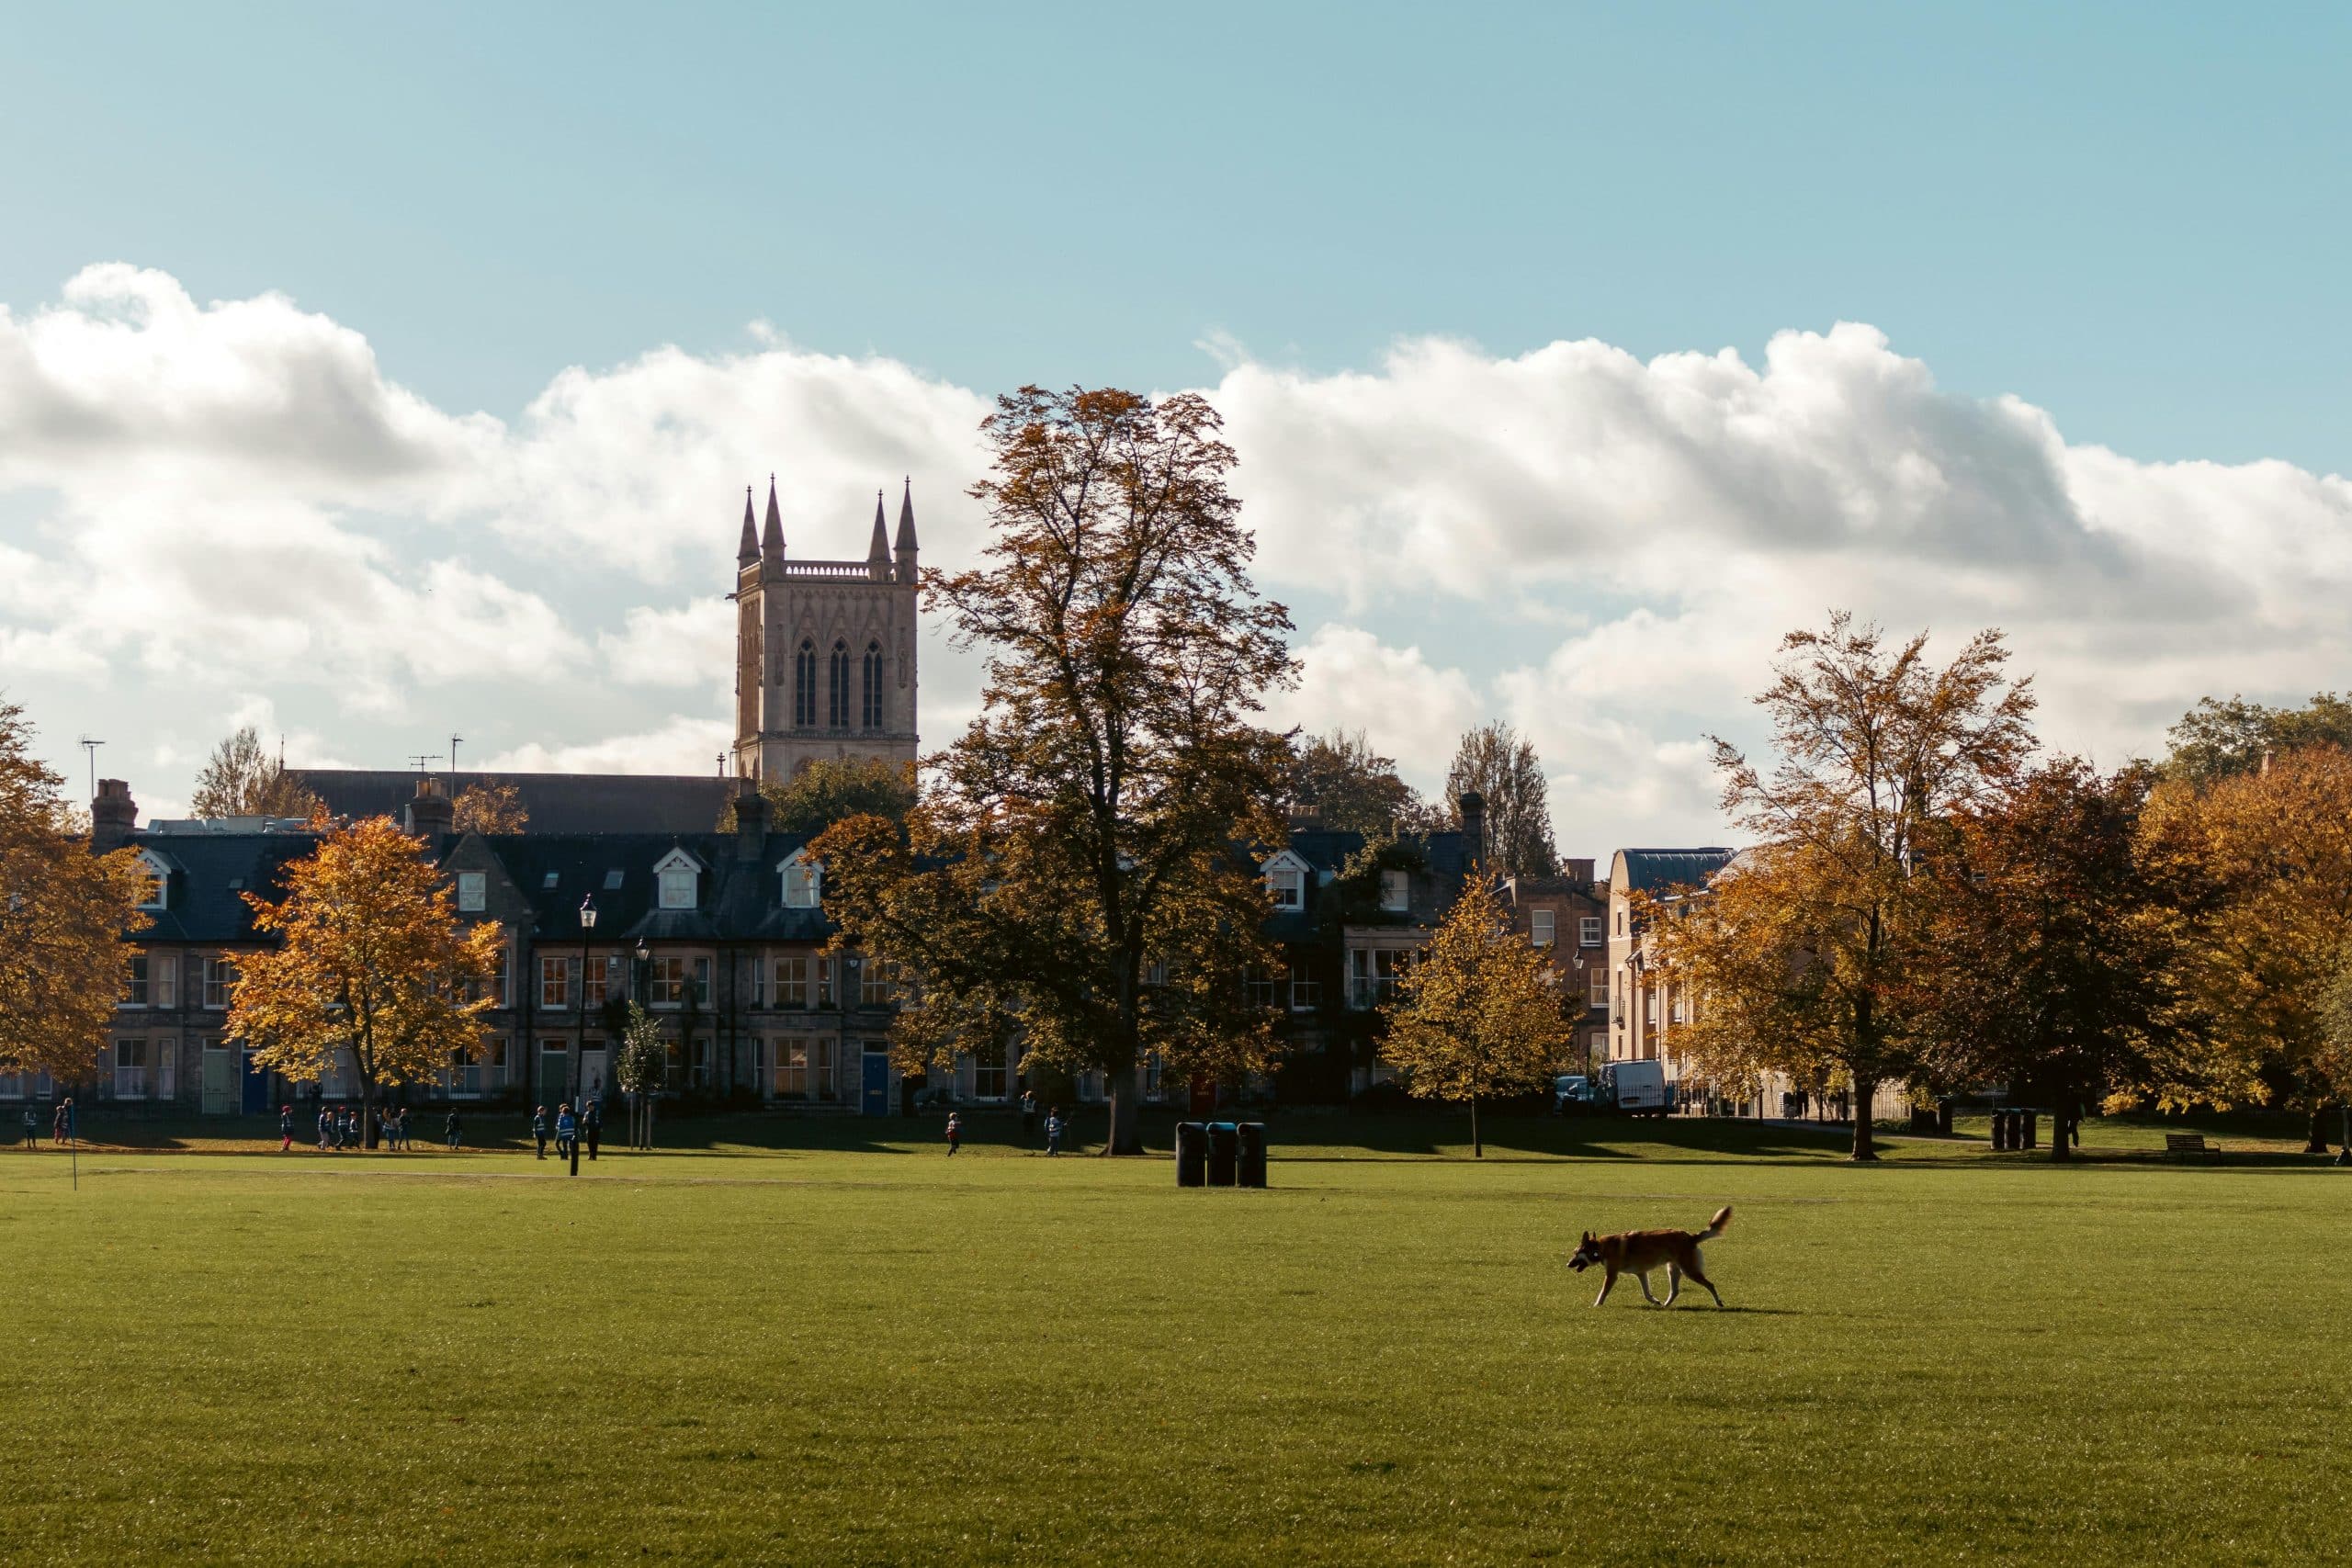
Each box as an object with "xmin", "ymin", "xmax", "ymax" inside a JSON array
[
  {"xmin": 229, "ymin": 817, "xmax": 503, "ymax": 1146},
  {"xmin": 1648, "ymin": 614, "xmax": 2036, "ymax": 1160},
  {"xmin": 2163, "ymin": 693, "xmax": 2352, "ymax": 786},
  {"xmin": 452, "ymin": 779, "xmax": 528, "ymax": 833},
  {"xmin": 1290, "ymin": 729, "xmax": 1438, "ymax": 837},
  {"xmin": 768, "ymin": 756, "xmax": 918, "ymax": 833},
  {"xmin": 2137, "ymin": 744, "xmax": 2352, "ymax": 1147},
  {"xmin": 190, "ymin": 725, "xmax": 321, "ymax": 819},
  {"xmin": 812, "ymin": 386, "xmax": 1295, "ymax": 1155},
  {"xmin": 1380, "ymin": 872, "xmax": 1575, "ymax": 1157},
  {"xmin": 1915, "ymin": 759, "xmax": 2187, "ymax": 1160},
  {"xmin": 1444, "ymin": 723, "xmax": 1558, "ymax": 877},
  {"xmin": 0, "ymin": 702, "xmax": 150, "ymax": 1083}
]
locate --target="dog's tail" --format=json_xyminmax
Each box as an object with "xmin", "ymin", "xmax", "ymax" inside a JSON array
[{"xmin": 1699, "ymin": 1205, "xmax": 1732, "ymax": 1240}]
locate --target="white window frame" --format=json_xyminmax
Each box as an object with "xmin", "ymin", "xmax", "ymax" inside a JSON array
[
  {"xmin": 1531, "ymin": 909, "xmax": 1555, "ymax": 948},
  {"xmin": 1289, "ymin": 967, "xmax": 1321, "ymax": 1011},
  {"xmin": 1378, "ymin": 868, "xmax": 1410, "ymax": 913},
  {"xmin": 114, "ymin": 1038, "xmax": 149, "ymax": 1099},
  {"xmin": 202, "ymin": 958, "xmax": 237, "ymax": 1010},
  {"xmin": 133, "ymin": 850, "xmax": 171, "ymax": 912},
  {"xmin": 1580, "ymin": 916, "xmax": 1602, "ymax": 947},
  {"xmin": 779, "ymin": 850, "xmax": 822, "ymax": 908},
  {"xmin": 1589, "ymin": 969, "xmax": 1610, "ymax": 1006},
  {"xmin": 455, "ymin": 871, "xmax": 487, "ymax": 913},
  {"xmin": 653, "ymin": 849, "xmax": 702, "ymax": 912},
  {"xmin": 540, "ymin": 955, "xmax": 571, "ymax": 1010},
  {"xmin": 1261, "ymin": 851, "xmax": 1310, "ymax": 912}
]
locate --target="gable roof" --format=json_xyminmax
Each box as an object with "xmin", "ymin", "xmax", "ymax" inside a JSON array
[
  {"xmin": 293, "ymin": 770, "xmax": 731, "ymax": 835},
  {"xmin": 125, "ymin": 831, "xmax": 324, "ymax": 943}
]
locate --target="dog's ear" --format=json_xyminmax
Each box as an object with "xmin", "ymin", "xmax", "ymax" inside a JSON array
[{"xmin": 1580, "ymin": 1231, "xmax": 1593, "ymax": 1243}]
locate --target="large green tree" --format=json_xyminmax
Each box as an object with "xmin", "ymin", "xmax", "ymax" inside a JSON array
[
  {"xmin": 0, "ymin": 701, "xmax": 150, "ymax": 1083},
  {"xmin": 2163, "ymin": 693, "xmax": 2352, "ymax": 786},
  {"xmin": 813, "ymin": 386, "xmax": 1296, "ymax": 1155},
  {"xmin": 1443, "ymin": 723, "xmax": 1558, "ymax": 877},
  {"xmin": 1379, "ymin": 871, "xmax": 1575, "ymax": 1157},
  {"xmin": 1289, "ymin": 728, "xmax": 1438, "ymax": 837},
  {"xmin": 1648, "ymin": 614, "xmax": 2036, "ymax": 1160}
]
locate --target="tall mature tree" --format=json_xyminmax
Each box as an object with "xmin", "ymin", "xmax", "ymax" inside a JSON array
[
  {"xmin": 190, "ymin": 725, "xmax": 321, "ymax": 819},
  {"xmin": 1648, "ymin": 614, "xmax": 2036, "ymax": 1160},
  {"xmin": 1443, "ymin": 723, "xmax": 1558, "ymax": 877},
  {"xmin": 452, "ymin": 779, "xmax": 528, "ymax": 834},
  {"xmin": 763, "ymin": 756, "xmax": 918, "ymax": 833},
  {"xmin": 1290, "ymin": 729, "xmax": 1438, "ymax": 837},
  {"xmin": 812, "ymin": 386, "xmax": 1296, "ymax": 1155},
  {"xmin": 2163, "ymin": 693, "xmax": 2352, "ymax": 786},
  {"xmin": 230, "ymin": 817, "xmax": 503, "ymax": 1146},
  {"xmin": 1380, "ymin": 871, "xmax": 1576, "ymax": 1157},
  {"xmin": 2137, "ymin": 744, "xmax": 2352, "ymax": 1146},
  {"xmin": 0, "ymin": 702, "xmax": 150, "ymax": 1081},
  {"xmin": 1915, "ymin": 759, "xmax": 2186, "ymax": 1159}
]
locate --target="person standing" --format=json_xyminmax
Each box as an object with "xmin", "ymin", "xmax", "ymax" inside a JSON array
[
  {"xmin": 583, "ymin": 1098, "xmax": 602, "ymax": 1162},
  {"xmin": 445, "ymin": 1108, "xmax": 462, "ymax": 1152},
  {"xmin": 1021, "ymin": 1089, "xmax": 1037, "ymax": 1145},
  {"xmin": 1044, "ymin": 1106, "xmax": 1065, "ymax": 1157},
  {"xmin": 53, "ymin": 1098, "xmax": 73, "ymax": 1145},
  {"xmin": 554, "ymin": 1102, "xmax": 577, "ymax": 1163},
  {"xmin": 22, "ymin": 1104, "xmax": 38, "ymax": 1149},
  {"xmin": 316, "ymin": 1103, "xmax": 332, "ymax": 1152},
  {"xmin": 279, "ymin": 1105, "xmax": 295, "ymax": 1153},
  {"xmin": 945, "ymin": 1111, "xmax": 963, "ymax": 1156},
  {"xmin": 530, "ymin": 1106, "xmax": 548, "ymax": 1159}
]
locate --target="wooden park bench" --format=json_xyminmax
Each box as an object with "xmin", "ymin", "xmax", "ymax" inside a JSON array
[{"xmin": 2165, "ymin": 1133, "xmax": 2219, "ymax": 1160}]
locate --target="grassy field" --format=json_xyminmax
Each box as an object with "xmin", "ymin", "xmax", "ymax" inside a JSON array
[{"xmin": 2, "ymin": 1113, "xmax": 2346, "ymax": 1565}]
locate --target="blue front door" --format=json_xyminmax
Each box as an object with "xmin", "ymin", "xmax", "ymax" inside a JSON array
[
  {"xmin": 240, "ymin": 1051, "xmax": 273, "ymax": 1115},
  {"xmin": 861, "ymin": 1049, "xmax": 890, "ymax": 1117}
]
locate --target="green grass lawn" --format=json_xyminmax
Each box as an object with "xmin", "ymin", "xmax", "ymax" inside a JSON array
[{"xmin": 2, "ymin": 1116, "xmax": 2346, "ymax": 1565}]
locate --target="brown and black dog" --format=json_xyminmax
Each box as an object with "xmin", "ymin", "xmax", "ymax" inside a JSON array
[{"xmin": 1566, "ymin": 1206, "xmax": 1731, "ymax": 1307}]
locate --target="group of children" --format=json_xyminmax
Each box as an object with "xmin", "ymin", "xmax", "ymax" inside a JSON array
[
  {"xmin": 944, "ymin": 1100, "xmax": 1068, "ymax": 1156},
  {"xmin": 280, "ymin": 1103, "xmax": 462, "ymax": 1153},
  {"xmin": 527, "ymin": 1100, "xmax": 601, "ymax": 1161}
]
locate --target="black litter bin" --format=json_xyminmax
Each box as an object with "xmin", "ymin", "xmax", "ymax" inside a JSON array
[
  {"xmin": 2021, "ymin": 1110, "xmax": 2038, "ymax": 1150},
  {"xmin": 1937, "ymin": 1099, "xmax": 1954, "ymax": 1135},
  {"xmin": 1205, "ymin": 1122, "xmax": 1239, "ymax": 1187},
  {"xmin": 1991, "ymin": 1110, "xmax": 2009, "ymax": 1151},
  {"xmin": 1237, "ymin": 1122, "xmax": 1267, "ymax": 1188},
  {"xmin": 1175, "ymin": 1122, "xmax": 1207, "ymax": 1188}
]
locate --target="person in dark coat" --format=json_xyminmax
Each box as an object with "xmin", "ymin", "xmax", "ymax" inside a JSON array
[
  {"xmin": 554, "ymin": 1102, "xmax": 577, "ymax": 1162},
  {"xmin": 1044, "ymin": 1107, "xmax": 1065, "ymax": 1157},
  {"xmin": 52, "ymin": 1099, "xmax": 72, "ymax": 1145},
  {"xmin": 530, "ymin": 1106, "xmax": 548, "ymax": 1159},
  {"xmin": 316, "ymin": 1104, "xmax": 332, "ymax": 1152},
  {"xmin": 279, "ymin": 1105, "xmax": 295, "ymax": 1153},
  {"xmin": 20, "ymin": 1105, "xmax": 36, "ymax": 1148},
  {"xmin": 445, "ymin": 1109, "xmax": 462, "ymax": 1151},
  {"xmin": 582, "ymin": 1098, "xmax": 602, "ymax": 1161}
]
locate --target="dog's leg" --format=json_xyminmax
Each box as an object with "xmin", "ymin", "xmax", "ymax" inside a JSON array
[
  {"xmin": 1593, "ymin": 1268, "xmax": 1617, "ymax": 1308},
  {"xmin": 1664, "ymin": 1263, "xmax": 1681, "ymax": 1308},
  {"xmin": 1687, "ymin": 1258, "xmax": 1725, "ymax": 1309},
  {"xmin": 1636, "ymin": 1270, "xmax": 1659, "ymax": 1306}
]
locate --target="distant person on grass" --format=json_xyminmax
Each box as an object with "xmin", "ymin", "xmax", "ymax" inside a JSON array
[
  {"xmin": 53, "ymin": 1099, "xmax": 72, "ymax": 1145},
  {"xmin": 583, "ymin": 1098, "xmax": 601, "ymax": 1161},
  {"xmin": 1045, "ymin": 1107, "xmax": 1065, "ymax": 1156},
  {"xmin": 316, "ymin": 1105, "xmax": 331, "ymax": 1152},
  {"xmin": 24, "ymin": 1105, "xmax": 39, "ymax": 1148},
  {"xmin": 445, "ymin": 1108, "xmax": 462, "ymax": 1152},
  {"xmin": 555, "ymin": 1103, "xmax": 577, "ymax": 1162},
  {"xmin": 531, "ymin": 1106, "xmax": 548, "ymax": 1159},
  {"xmin": 1021, "ymin": 1089, "xmax": 1037, "ymax": 1145},
  {"xmin": 279, "ymin": 1105, "xmax": 294, "ymax": 1152},
  {"xmin": 945, "ymin": 1111, "xmax": 963, "ymax": 1156}
]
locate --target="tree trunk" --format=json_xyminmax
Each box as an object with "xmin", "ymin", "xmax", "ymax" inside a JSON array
[
  {"xmin": 2306, "ymin": 1107, "xmax": 2331, "ymax": 1156},
  {"xmin": 1101, "ymin": 1057, "xmax": 1143, "ymax": 1156},
  {"xmin": 2049, "ymin": 1097, "xmax": 2072, "ymax": 1163},
  {"xmin": 361, "ymin": 1074, "xmax": 377, "ymax": 1153},
  {"xmin": 1849, "ymin": 1075, "xmax": 1878, "ymax": 1162},
  {"xmin": 1470, "ymin": 1093, "xmax": 1482, "ymax": 1159}
]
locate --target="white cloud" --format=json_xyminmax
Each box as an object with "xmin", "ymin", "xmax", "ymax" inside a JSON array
[
  {"xmin": 475, "ymin": 714, "xmax": 733, "ymax": 776},
  {"xmin": 7, "ymin": 264, "xmax": 2352, "ymax": 854}
]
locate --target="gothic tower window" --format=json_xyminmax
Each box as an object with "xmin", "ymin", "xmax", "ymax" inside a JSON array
[
  {"xmin": 862, "ymin": 640, "xmax": 884, "ymax": 730},
  {"xmin": 828, "ymin": 640, "xmax": 850, "ymax": 728},
  {"xmin": 794, "ymin": 640, "xmax": 817, "ymax": 727}
]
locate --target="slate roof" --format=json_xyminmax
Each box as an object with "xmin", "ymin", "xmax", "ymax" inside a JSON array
[
  {"xmin": 128, "ymin": 832, "xmax": 324, "ymax": 942},
  {"xmin": 465, "ymin": 831, "xmax": 835, "ymax": 944},
  {"xmin": 1614, "ymin": 848, "xmax": 1736, "ymax": 895},
  {"xmin": 293, "ymin": 770, "xmax": 732, "ymax": 835}
]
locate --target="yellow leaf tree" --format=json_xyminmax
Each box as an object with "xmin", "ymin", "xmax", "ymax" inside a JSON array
[
  {"xmin": 2137, "ymin": 744, "xmax": 2352, "ymax": 1146},
  {"xmin": 1380, "ymin": 871, "xmax": 1576, "ymax": 1157},
  {"xmin": 229, "ymin": 817, "xmax": 503, "ymax": 1145},
  {"xmin": 451, "ymin": 780, "xmax": 527, "ymax": 834},
  {"xmin": 0, "ymin": 701, "xmax": 150, "ymax": 1082}
]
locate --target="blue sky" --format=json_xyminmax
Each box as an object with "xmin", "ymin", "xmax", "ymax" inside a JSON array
[{"xmin": 4, "ymin": 4, "xmax": 2350, "ymax": 850}]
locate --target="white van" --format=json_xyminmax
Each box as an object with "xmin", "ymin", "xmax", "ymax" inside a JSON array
[{"xmin": 1599, "ymin": 1060, "xmax": 1668, "ymax": 1118}]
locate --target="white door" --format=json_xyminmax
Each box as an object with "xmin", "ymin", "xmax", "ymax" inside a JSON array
[{"xmin": 579, "ymin": 1047, "xmax": 608, "ymax": 1104}]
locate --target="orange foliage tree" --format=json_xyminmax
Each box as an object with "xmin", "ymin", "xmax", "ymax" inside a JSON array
[{"xmin": 229, "ymin": 818, "xmax": 503, "ymax": 1144}]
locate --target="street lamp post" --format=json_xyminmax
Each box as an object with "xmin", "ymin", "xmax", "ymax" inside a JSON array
[{"xmin": 574, "ymin": 896, "xmax": 595, "ymax": 1177}]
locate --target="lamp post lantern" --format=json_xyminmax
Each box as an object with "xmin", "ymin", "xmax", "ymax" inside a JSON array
[{"xmin": 574, "ymin": 896, "xmax": 595, "ymax": 1177}]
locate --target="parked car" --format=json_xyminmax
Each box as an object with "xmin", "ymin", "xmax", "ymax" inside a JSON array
[
  {"xmin": 1552, "ymin": 1075, "xmax": 1596, "ymax": 1114},
  {"xmin": 1599, "ymin": 1060, "xmax": 1669, "ymax": 1119}
]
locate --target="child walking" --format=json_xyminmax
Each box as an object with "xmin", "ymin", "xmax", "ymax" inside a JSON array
[
  {"xmin": 531, "ymin": 1105, "xmax": 548, "ymax": 1159},
  {"xmin": 279, "ymin": 1105, "xmax": 295, "ymax": 1153},
  {"xmin": 445, "ymin": 1108, "xmax": 462, "ymax": 1152},
  {"xmin": 1044, "ymin": 1107, "xmax": 1065, "ymax": 1156},
  {"xmin": 944, "ymin": 1111, "xmax": 963, "ymax": 1156}
]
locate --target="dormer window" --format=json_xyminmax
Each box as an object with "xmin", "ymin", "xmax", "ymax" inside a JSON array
[
  {"xmin": 780, "ymin": 849, "xmax": 821, "ymax": 908},
  {"xmin": 652, "ymin": 849, "xmax": 702, "ymax": 911},
  {"xmin": 133, "ymin": 850, "xmax": 170, "ymax": 911},
  {"xmin": 1378, "ymin": 869, "xmax": 1409, "ymax": 913},
  {"xmin": 1261, "ymin": 852, "xmax": 1309, "ymax": 911},
  {"xmin": 456, "ymin": 872, "xmax": 486, "ymax": 913}
]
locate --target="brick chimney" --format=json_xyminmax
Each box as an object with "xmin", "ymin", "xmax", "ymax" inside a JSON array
[
  {"xmin": 733, "ymin": 779, "xmax": 769, "ymax": 861},
  {"xmin": 404, "ymin": 777, "xmax": 455, "ymax": 838},
  {"xmin": 1457, "ymin": 790, "xmax": 1487, "ymax": 865},
  {"xmin": 92, "ymin": 778, "xmax": 138, "ymax": 852}
]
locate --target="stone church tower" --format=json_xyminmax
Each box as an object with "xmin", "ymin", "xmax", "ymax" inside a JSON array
[{"xmin": 730, "ymin": 477, "xmax": 921, "ymax": 782}]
